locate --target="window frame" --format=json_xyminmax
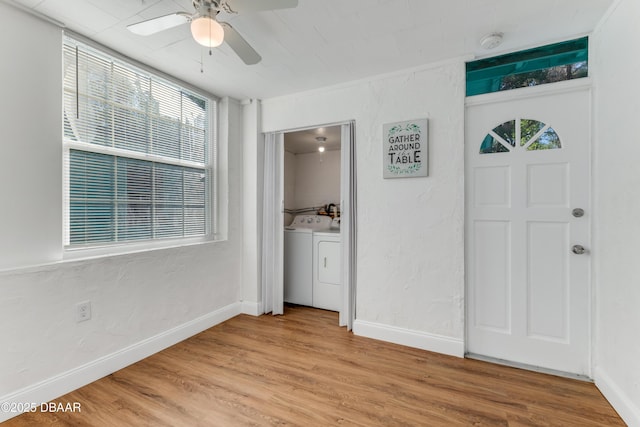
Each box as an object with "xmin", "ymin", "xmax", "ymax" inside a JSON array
[{"xmin": 62, "ymin": 34, "xmax": 219, "ymax": 258}]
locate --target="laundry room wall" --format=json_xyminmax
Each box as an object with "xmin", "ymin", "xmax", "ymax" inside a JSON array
[
  {"xmin": 591, "ymin": 0, "xmax": 640, "ymax": 424},
  {"xmin": 292, "ymin": 150, "xmax": 341, "ymax": 212},
  {"xmin": 284, "ymin": 150, "xmax": 297, "ymax": 225},
  {"xmin": 261, "ymin": 59, "xmax": 466, "ymax": 355}
]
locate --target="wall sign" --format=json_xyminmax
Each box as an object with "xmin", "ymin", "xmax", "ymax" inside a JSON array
[{"xmin": 383, "ymin": 118, "xmax": 428, "ymax": 179}]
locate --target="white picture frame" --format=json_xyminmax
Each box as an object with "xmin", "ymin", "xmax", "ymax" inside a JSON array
[{"xmin": 383, "ymin": 118, "xmax": 429, "ymax": 179}]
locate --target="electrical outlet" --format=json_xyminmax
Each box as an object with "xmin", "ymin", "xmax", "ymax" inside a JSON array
[{"xmin": 76, "ymin": 301, "xmax": 91, "ymax": 323}]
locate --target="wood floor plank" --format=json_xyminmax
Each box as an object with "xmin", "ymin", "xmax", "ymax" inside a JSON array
[{"xmin": 4, "ymin": 305, "xmax": 624, "ymax": 426}]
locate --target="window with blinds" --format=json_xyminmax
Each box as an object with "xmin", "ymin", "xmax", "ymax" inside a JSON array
[{"xmin": 63, "ymin": 36, "xmax": 214, "ymax": 247}]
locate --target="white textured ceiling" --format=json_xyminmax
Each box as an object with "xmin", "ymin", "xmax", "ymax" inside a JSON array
[
  {"xmin": 285, "ymin": 125, "xmax": 341, "ymax": 154},
  {"xmin": 9, "ymin": 0, "xmax": 613, "ymax": 100}
]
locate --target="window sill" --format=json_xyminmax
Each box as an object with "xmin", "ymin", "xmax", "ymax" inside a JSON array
[{"xmin": 63, "ymin": 234, "xmax": 224, "ymax": 263}]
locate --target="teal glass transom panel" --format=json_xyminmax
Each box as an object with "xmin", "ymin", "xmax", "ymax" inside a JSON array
[{"xmin": 466, "ymin": 37, "xmax": 588, "ymax": 96}]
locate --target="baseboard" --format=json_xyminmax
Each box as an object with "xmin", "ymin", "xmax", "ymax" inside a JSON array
[
  {"xmin": 353, "ymin": 319, "xmax": 464, "ymax": 358},
  {"xmin": 0, "ymin": 302, "xmax": 242, "ymax": 423},
  {"xmin": 594, "ymin": 367, "xmax": 640, "ymax": 427},
  {"xmin": 241, "ymin": 300, "xmax": 263, "ymax": 316}
]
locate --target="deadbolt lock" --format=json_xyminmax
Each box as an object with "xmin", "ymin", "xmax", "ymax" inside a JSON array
[{"xmin": 572, "ymin": 245, "xmax": 586, "ymax": 255}]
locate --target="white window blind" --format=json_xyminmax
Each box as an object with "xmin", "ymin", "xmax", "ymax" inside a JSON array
[{"xmin": 63, "ymin": 36, "xmax": 213, "ymax": 247}]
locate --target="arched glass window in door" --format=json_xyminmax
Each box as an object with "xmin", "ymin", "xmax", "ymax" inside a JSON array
[{"xmin": 480, "ymin": 118, "xmax": 561, "ymax": 154}]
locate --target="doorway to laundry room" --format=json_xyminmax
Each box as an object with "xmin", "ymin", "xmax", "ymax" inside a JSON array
[
  {"xmin": 283, "ymin": 126, "xmax": 342, "ymax": 313},
  {"xmin": 262, "ymin": 122, "xmax": 356, "ymax": 329}
]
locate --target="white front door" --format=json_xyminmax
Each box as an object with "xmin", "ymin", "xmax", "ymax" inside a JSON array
[{"xmin": 465, "ymin": 85, "xmax": 591, "ymax": 376}]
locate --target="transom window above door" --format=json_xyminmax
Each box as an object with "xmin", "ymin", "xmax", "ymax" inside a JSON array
[{"xmin": 480, "ymin": 119, "xmax": 562, "ymax": 154}]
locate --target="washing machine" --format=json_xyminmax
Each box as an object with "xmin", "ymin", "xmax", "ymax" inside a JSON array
[{"xmin": 284, "ymin": 215, "xmax": 332, "ymax": 306}]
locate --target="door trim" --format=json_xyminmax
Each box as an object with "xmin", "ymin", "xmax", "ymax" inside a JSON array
[
  {"xmin": 465, "ymin": 77, "xmax": 593, "ymax": 107},
  {"xmin": 263, "ymin": 120, "xmax": 357, "ymax": 328}
]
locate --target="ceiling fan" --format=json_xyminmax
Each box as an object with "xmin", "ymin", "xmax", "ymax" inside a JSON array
[{"xmin": 127, "ymin": 0, "xmax": 298, "ymax": 65}]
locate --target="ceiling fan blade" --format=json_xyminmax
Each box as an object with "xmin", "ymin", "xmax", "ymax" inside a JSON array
[
  {"xmin": 127, "ymin": 12, "xmax": 191, "ymax": 36},
  {"xmin": 220, "ymin": 22, "xmax": 262, "ymax": 65},
  {"xmin": 222, "ymin": 0, "xmax": 298, "ymax": 14}
]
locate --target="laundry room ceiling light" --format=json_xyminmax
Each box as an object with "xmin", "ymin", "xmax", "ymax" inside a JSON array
[{"xmin": 316, "ymin": 136, "xmax": 327, "ymax": 152}]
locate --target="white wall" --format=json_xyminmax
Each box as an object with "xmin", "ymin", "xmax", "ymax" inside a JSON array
[
  {"xmin": 283, "ymin": 149, "xmax": 340, "ymax": 225},
  {"xmin": 0, "ymin": 4, "xmax": 244, "ymax": 419},
  {"xmin": 0, "ymin": 3, "xmax": 62, "ymax": 270},
  {"xmin": 292, "ymin": 150, "xmax": 341, "ymax": 211},
  {"xmin": 262, "ymin": 60, "xmax": 466, "ymax": 354},
  {"xmin": 592, "ymin": 0, "xmax": 640, "ymax": 424},
  {"xmin": 284, "ymin": 150, "xmax": 296, "ymax": 225},
  {"xmin": 241, "ymin": 99, "xmax": 262, "ymax": 313}
]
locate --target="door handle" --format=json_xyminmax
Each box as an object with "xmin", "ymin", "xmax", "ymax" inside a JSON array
[
  {"xmin": 572, "ymin": 208, "xmax": 585, "ymax": 218},
  {"xmin": 324, "ymin": 257, "xmax": 327, "ymax": 268},
  {"xmin": 571, "ymin": 245, "xmax": 586, "ymax": 255}
]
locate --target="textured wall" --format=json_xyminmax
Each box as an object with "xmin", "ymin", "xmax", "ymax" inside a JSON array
[
  {"xmin": 262, "ymin": 59, "xmax": 466, "ymax": 339},
  {"xmin": 292, "ymin": 150, "xmax": 341, "ymax": 211},
  {"xmin": 592, "ymin": 0, "xmax": 640, "ymax": 423},
  {"xmin": 0, "ymin": 3, "xmax": 244, "ymax": 402},
  {"xmin": 0, "ymin": 242, "xmax": 241, "ymax": 396}
]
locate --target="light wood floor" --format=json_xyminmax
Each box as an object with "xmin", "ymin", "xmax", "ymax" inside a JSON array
[{"xmin": 5, "ymin": 305, "xmax": 623, "ymax": 426}]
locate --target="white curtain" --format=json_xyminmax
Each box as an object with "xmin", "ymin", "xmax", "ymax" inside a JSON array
[
  {"xmin": 339, "ymin": 122, "xmax": 357, "ymax": 330},
  {"xmin": 261, "ymin": 132, "xmax": 285, "ymax": 315}
]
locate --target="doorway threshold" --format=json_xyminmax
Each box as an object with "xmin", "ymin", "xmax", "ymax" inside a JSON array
[{"xmin": 465, "ymin": 353, "xmax": 592, "ymax": 382}]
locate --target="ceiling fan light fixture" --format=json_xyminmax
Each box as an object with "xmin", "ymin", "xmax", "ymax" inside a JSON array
[{"xmin": 191, "ymin": 16, "xmax": 224, "ymax": 47}]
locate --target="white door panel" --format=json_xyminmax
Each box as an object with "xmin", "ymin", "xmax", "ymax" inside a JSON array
[
  {"xmin": 313, "ymin": 234, "xmax": 342, "ymax": 311},
  {"xmin": 466, "ymin": 87, "xmax": 591, "ymax": 376},
  {"xmin": 473, "ymin": 220, "xmax": 511, "ymax": 333},
  {"xmin": 318, "ymin": 241, "xmax": 341, "ymax": 284},
  {"xmin": 527, "ymin": 221, "xmax": 569, "ymax": 342}
]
